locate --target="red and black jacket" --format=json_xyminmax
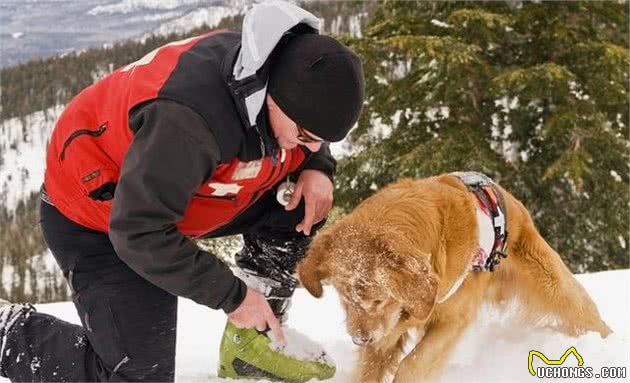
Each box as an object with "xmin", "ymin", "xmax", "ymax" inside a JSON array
[{"xmin": 44, "ymin": 30, "xmax": 336, "ymax": 313}]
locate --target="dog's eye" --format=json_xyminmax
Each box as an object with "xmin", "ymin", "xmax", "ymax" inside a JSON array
[{"xmin": 373, "ymin": 300, "xmax": 383, "ymax": 308}]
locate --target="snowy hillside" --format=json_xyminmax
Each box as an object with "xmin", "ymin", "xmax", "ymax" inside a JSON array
[
  {"xmin": 139, "ymin": 5, "xmax": 242, "ymax": 40},
  {"xmin": 1, "ymin": 0, "xmax": 368, "ymax": 68},
  {"xmin": 87, "ymin": 0, "xmax": 228, "ymax": 15},
  {"xmin": 1, "ymin": 269, "xmax": 627, "ymax": 383},
  {"xmin": 0, "ymin": 0, "xmax": 248, "ymax": 68},
  {"xmin": 0, "ymin": 106, "xmax": 63, "ymax": 210}
]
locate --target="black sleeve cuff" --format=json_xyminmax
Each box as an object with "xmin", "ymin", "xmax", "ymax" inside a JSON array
[
  {"xmin": 219, "ymin": 277, "xmax": 248, "ymax": 314},
  {"xmin": 300, "ymin": 144, "xmax": 336, "ymax": 182}
]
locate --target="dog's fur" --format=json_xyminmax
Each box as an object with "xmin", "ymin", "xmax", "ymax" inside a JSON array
[{"xmin": 298, "ymin": 175, "xmax": 611, "ymax": 383}]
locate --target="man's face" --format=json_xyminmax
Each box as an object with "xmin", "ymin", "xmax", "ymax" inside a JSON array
[{"xmin": 266, "ymin": 95, "xmax": 323, "ymax": 152}]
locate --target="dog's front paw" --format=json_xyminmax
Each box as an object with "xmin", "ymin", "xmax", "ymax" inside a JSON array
[
  {"xmin": 393, "ymin": 373, "xmax": 430, "ymax": 383},
  {"xmin": 347, "ymin": 367, "xmax": 389, "ymax": 383},
  {"xmin": 383, "ymin": 371, "xmax": 396, "ymax": 383},
  {"xmin": 345, "ymin": 373, "xmax": 382, "ymax": 383},
  {"xmin": 393, "ymin": 360, "xmax": 433, "ymax": 383}
]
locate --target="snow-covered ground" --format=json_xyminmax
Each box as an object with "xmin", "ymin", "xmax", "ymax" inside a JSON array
[{"xmin": 2, "ymin": 269, "xmax": 627, "ymax": 382}]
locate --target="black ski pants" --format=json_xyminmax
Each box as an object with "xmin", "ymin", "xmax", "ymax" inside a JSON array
[{"xmin": 1, "ymin": 189, "xmax": 318, "ymax": 382}]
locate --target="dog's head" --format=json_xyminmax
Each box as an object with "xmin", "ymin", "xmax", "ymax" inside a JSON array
[{"xmin": 298, "ymin": 222, "xmax": 439, "ymax": 346}]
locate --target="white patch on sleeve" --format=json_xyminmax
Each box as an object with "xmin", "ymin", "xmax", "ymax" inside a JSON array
[
  {"xmin": 232, "ymin": 160, "xmax": 263, "ymax": 180},
  {"xmin": 207, "ymin": 183, "xmax": 243, "ymax": 197}
]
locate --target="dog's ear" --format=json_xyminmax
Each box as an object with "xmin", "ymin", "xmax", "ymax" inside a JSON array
[
  {"xmin": 298, "ymin": 230, "xmax": 334, "ymax": 298},
  {"xmin": 387, "ymin": 252, "xmax": 439, "ymax": 321}
]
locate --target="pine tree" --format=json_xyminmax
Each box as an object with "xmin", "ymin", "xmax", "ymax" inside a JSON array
[{"xmin": 335, "ymin": 0, "xmax": 629, "ymax": 272}]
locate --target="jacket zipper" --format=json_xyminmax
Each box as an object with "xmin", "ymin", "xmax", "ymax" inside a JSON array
[
  {"xmin": 193, "ymin": 193, "xmax": 237, "ymax": 202},
  {"xmin": 59, "ymin": 123, "xmax": 107, "ymax": 161}
]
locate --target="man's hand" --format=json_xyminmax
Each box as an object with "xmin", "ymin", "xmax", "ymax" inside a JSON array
[
  {"xmin": 227, "ymin": 287, "xmax": 285, "ymax": 345},
  {"xmin": 285, "ymin": 169, "xmax": 333, "ymax": 236}
]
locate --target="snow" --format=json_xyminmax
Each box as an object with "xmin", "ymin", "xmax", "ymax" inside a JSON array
[
  {"xmin": 495, "ymin": 95, "xmax": 520, "ymax": 111},
  {"xmin": 347, "ymin": 14, "xmax": 365, "ymax": 38},
  {"xmin": 425, "ymin": 106, "xmax": 450, "ymax": 122},
  {"xmin": 269, "ymin": 327, "xmax": 333, "ymax": 366},
  {"xmin": 616, "ymin": 113, "xmax": 626, "ymax": 129},
  {"xmin": 569, "ymin": 80, "xmax": 590, "ymax": 101},
  {"xmin": 1, "ymin": 249, "xmax": 63, "ymax": 297},
  {"xmin": 369, "ymin": 116, "xmax": 394, "ymax": 141},
  {"xmin": 88, "ymin": 0, "xmax": 210, "ymax": 15},
  {"xmin": 431, "ymin": 19, "xmax": 451, "ymax": 29},
  {"xmin": 329, "ymin": 139, "xmax": 354, "ymax": 160},
  {"xmin": 327, "ymin": 13, "xmax": 365, "ymax": 38},
  {"xmin": 1, "ymin": 0, "xmax": 249, "ymax": 68},
  {"xmin": 0, "ymin": 269, "xmax": 626, "ymax": 382},
  {"xmin": 0, "ymin": 106, "xmax": 63, "ymax": 211},
  {"xmin": 374, "ymin": 74, "xmax": 389, "ymax": 85},
  {"xmin": 490, "ymin": 96, "xmax": 522, "ymax": 163},
  {"xmin": 140, "ymin": 6, "xmax": 243, "ymax": 41},
  {"xmin": 328, "ymin": 109, "xmax": 400, "ymax": 159}
]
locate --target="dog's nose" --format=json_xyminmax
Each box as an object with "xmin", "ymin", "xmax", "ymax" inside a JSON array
[{"xmin": 351, "ymin": 335, "xmax": 373, "ymax": 345}]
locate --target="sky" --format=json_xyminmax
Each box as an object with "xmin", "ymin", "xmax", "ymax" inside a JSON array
[{"xmin": 1, "ymin": 269, "xmax": 628, "ymax": 383}]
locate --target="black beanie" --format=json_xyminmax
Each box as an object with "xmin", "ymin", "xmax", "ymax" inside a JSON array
[{"xmin": 267, "ymin": 33, "xmax": 365, "ymax": 142}]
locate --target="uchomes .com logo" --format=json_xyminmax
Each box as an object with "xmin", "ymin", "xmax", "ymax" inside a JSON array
[{"xmin": 528, "ymin": 346, "xmax": 627, "ymax": 379}]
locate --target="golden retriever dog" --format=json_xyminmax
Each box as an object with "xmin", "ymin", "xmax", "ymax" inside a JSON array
[{"xmin": 298, "ymin": 173, "xmax": 611, "ymax": 383}]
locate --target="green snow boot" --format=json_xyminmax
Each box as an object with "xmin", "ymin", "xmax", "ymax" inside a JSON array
[{"xmin": 217, "ymin": 322, "xmax": 335, "ymax": 382}]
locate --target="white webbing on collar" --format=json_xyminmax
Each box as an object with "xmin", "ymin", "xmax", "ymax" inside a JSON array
[{"xmin": 437, "ymin": 206, "xmax": 495, "ymax": 304}]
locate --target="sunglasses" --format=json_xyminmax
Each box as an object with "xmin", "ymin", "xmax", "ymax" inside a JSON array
[{"xmin": 296, "ymin": 124, "xmax": 324, "ymax": 144}]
